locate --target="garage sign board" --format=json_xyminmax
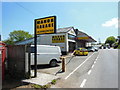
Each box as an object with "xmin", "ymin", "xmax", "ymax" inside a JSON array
[
  {"xmin": 52, "ymin": 35, "xmax": 65, "ymax": 43},
  {"xmin": 77, "ymin": 37, "xmax": 89, "ymax": 40},
  {"xmin": 35, "ymin": 16, "xmax": 56, "ymax": 35}
]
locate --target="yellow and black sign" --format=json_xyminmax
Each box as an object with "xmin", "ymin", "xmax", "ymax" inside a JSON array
[
  {"xmin": 52, "ymin": 35, "xmax": 65, "ymax": 43},
  {"xmin": 35, "ymin": 16, "xmax": 56, "ymax": 35},
  {"xmin": 77, "ymin": 37, "xmax": 89, "ymax": 40}
]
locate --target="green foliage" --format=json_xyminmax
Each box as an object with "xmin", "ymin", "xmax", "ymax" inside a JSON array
[
  {"xmin": 31, "ymin": 79, "xmax": 59, "ymax": 89},
  {"xmin": 32, "ymin": 84, "xmax": 43, "ymax": 88},
  {"xmin": 25, "ymin": 72, "xmax": 31, "ymax": 79},
  {"xmin": 3, "ymin": 38, "xmax": 14, "ymax": 45},
  {"xmin": 51, "ymin": 79, "xmax": 57, "ymax": 85},
  {"xmin": 43, "ymin": 84, "xmax": 51, "ymax": 88},
  {"xmin": 117, "ymin": 45, "xmax": 120, "ymax": 49},
  {"xmin": 3, "ymin": 30, "xmax": 33, "ymax": 45},
  {"xmin": 32, "ymin": 84, "xmax": 51, "ymax": 89},
  {"xmin": 105, "ymin": 36, "xmax": 116, "ymax": 47},
  {"xmin": 113, "ymin": 42, "xmax": 118, "ymax": 49}
]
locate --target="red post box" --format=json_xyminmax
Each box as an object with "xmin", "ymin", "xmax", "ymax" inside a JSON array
[{"xmin": 0, "ymin": 42, "xmax": 6, "ymax": 80}]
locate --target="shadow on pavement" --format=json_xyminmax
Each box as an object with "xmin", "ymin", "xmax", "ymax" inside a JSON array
[
  {"xmin": 2, "ymin": 73, "xmax": 26, "ymax": 89},
  {"xmin": 31, "ymin": 64, "xmax": 60, "ymax": 70}
]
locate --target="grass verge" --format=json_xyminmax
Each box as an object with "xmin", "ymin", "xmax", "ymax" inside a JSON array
[{"xmin": 31, "ymin": 78, "xmax": 60, "ymax": 89}]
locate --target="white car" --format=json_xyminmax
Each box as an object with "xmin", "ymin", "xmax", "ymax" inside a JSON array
[{"xmin": 86, "ymin": 47, "xmax": 95, "ymax": 52}]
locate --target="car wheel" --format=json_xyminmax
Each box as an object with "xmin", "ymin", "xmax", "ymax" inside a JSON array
[
  {"xmin": 73, "ymin": 52, "xmax": 77, "ymax": 56},
  {"xmin": 50, "ymin": 59, "xmax": 57, "ymax": 67}
]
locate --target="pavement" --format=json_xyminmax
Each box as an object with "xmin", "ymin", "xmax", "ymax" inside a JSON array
[
  {"xmin": 22, "ymin": 71, "xmax": 59, "ymax": 86},
  {"xmin": 21, "ymin": 52, "xmax": 75, "ymax": 87}
]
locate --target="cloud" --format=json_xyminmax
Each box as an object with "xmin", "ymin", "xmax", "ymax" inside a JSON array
[{"xmin": 102, "ymin": 18, "xmax": 119, "ymax": 28}]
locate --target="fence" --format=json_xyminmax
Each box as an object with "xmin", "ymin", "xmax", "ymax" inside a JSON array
[{"xmin": 7, "ymin": 45, "xmax": 31, "ymax": 79}]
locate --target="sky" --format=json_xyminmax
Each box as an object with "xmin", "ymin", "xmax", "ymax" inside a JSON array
[{"xmin": 1, "ymin": 2, "xmax": 118, "ymax": 43}]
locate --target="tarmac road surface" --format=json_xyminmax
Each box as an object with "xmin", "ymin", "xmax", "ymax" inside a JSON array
[{"xmin": 53, "ymin": 49, "xmax": 118, "ymax": 88}]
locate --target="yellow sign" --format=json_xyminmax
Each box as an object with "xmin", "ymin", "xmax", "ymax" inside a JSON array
[
  {"xmin": 77, "ymin": 37, "xmax": 89, "ymax": 40},
  {"xmin": 52, "ymin": 35, "xmax": 65, "ymax": 43},
  {"xmin": 35, "ymin": 16, "xmax": 56, "ymax": 35}
]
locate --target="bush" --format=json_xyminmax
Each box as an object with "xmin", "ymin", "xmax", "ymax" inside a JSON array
[
  {"xmin": 32, "ymin": 84, "xmax": 51, "ymax": 89},
  {"xmin": 117, "ymin": 45, "xmax": 120, "ymax": 49},
  {"xmin": 51, "ymin": 79, "xmax": 57, "ymax": 85}
]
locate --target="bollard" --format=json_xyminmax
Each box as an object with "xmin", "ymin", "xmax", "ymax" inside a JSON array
[{"xmin": 62, "ymin": 57, "xmax": 65, "ymax": 72}]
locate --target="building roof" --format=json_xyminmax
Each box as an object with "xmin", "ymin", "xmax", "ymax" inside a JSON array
[
  {"xmin": 15, "ymin": 26, "xmax": 96, "ymax": 45},
  {"xmin": 57, "ymin": 27, "xmax": 74, "ymax": 33},
  {"xmin": 75, "ymin": 30, "xmax": 96, "ymax": 42}
]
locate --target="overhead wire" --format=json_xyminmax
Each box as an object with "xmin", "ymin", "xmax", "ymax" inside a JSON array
[{"xmin": 15, "ymin": 2, "xmax": 39, "ymax": 17}]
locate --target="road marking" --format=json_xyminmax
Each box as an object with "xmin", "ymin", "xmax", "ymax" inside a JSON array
[
  {"xmin": 95, "ymin": 50, "xmax": 102, "ymax": 60},
  {"xmin": 80, "ymin": 79, "xmax": 87, "ymax": 88},
  {"xmin": 94, "ymin": 61, "xmax": 96, "ymax": 64},
  {"xmin": 65, "ymin": 52, "xmax": 95, "ymax": 80},
  {"xmin": 91, "ymin": 64, "xmax": 94, "ymax": 69},
  {"xmin": 96, "ymin": 57, "xmax": 98, "ymax": 59},
  {"xmin": 88, "ymin": 69, "xmax": 92, "ymax": 75}
]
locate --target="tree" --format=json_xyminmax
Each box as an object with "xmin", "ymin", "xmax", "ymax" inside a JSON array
[
  {"xmin": 105, "ymin": 36, "xmax": 116, "ymax": 47},
  {"xmin": 3, "ymin": 30, "xmax": 33, "ymax": 45}
]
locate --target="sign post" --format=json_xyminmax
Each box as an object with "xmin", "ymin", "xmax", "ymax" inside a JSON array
[
  {"xmin": 34, "ymin": 16, "xmax": 56, "ymax": 77},
  {"xmin": 34, "ymin": 20, "xmax": 37, "ymax": 77}
]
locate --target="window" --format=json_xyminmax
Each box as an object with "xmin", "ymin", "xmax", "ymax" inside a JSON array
[
  {"xmin": 31, "ymin": 47, "xmax": 35, "ymax": 53},
  {"xmin": 68, "ymin": 34, "xmax": 75, "ymax": 40}
]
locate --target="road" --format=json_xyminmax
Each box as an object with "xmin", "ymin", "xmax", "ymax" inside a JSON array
[
  {"xmin": 52, "ymin": 49, "xmax": 118, "ymax": 88},
  {"xmin": 83, "ymin": 49, "xmax": 118, "ymax": 88}
]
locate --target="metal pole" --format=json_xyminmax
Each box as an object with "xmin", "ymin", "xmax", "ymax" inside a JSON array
[
  {"xmin": 62, "ymin": 57, "xmax": 65, "ymax": 72},
  {"xmin": 28, "ymin": 45, "xmax": 31, "ymax": 78},
  {"xmin": 34, "ymin": 20, "xmax": 37, "ymax": 77}
]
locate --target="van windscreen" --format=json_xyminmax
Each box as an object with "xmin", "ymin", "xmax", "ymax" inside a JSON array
[{"xmin": 31, "ymin": 47, "xmax": 35, "ymax": 53}]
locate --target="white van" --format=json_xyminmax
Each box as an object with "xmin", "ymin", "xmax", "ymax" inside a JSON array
[{"xmin": 30, "ymin": 45, "xmax": 61, "ymax": 67}]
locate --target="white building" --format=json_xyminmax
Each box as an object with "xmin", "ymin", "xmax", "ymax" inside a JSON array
[{"xmin": 15, "ymin": 27, "xmax": 96, "ymax": 54}]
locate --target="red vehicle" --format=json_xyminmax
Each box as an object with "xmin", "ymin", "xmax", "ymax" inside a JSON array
[{"xmin": 0, "ymin": 42, "xmax": 6, "ymax": 80}]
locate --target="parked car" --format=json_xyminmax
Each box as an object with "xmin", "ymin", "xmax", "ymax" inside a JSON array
[
  {"xmin": 73, "ymin": 48, "xmax": 88, "ymax": 56},
  {"xmin": 93, "ymin": 46, "xmax": 99, "ymax": 51},
  {"xmin": 30, "ymin": 45, "xmax": 62, "ymax": 67},
  {"xmin": 103, "ymin": 46, "xmax": 106, "ymax": 49},
  {"xmin": 107, "ymin": 46, "xmax": 110, "ymax": 49},
  {"xmin": 99, "ymin": 46, "xmax": 102, "ymax": 49},
  {"xmin": 86, "ymin": 47, "xmax": 95, "ymax": 52}
]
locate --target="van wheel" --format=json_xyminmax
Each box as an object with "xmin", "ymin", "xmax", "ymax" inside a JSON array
[{"xmin": 50, "ymin": 60, "xmax": 57, "ymax": 67}]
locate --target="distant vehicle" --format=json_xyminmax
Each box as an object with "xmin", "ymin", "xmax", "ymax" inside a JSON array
[
  {"xmin": 107, "ymin": 46, "xmax": 110, "ymax": 49},
  {"xmin": 93, "ymin": 46, "xmax": 99, "ymax": 51},
  {"xmin": 103, "ymin": 46, "xmax": 106, "ymax": 49},
  {"xmin": 73, "ymin": 48, "xmax": 88, "ymax": 56},
  {"xmin": 99, "ymin": 46, "xmax": 102, "ymax": 49},
  {"xmin": 30, "ymin": 45, "xmax": 62, "ymax": 67},
  {"xmin": 86, "ymin": 47, "xmax": 95, "ymax": 52}
]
